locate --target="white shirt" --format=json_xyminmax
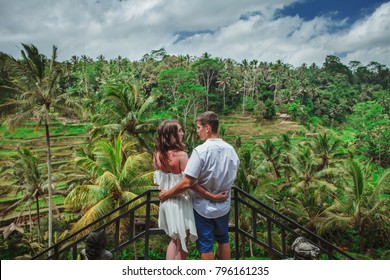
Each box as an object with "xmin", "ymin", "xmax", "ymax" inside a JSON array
[{"xmin": 184, "ymin": 138, "xmax": 239, "ymax": 218}]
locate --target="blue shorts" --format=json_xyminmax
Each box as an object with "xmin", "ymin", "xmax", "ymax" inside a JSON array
[{"xmin": 194, "ymin": 210, "xmax": 230, "ymax": 253}]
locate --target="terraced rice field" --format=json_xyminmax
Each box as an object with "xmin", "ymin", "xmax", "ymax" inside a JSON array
[{"xmin": 0, "ymin": 120, "xmax": 92, "ymax": 229}]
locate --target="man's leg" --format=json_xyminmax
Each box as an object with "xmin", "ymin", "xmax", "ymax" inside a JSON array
[
  {"xmin": 194, "ymin": 210, "xmax": 214, "ymax": 260},
  {"xmin": 214, "ymin": 211, "xmax": 231, "ymax": 260},
  {"xmin": 218, "ymin": 242, "xmax": 231, "ymax": 260},
  {"xmin": 200, "ymin": 251, "xmax": 214, "ymax": 260}
]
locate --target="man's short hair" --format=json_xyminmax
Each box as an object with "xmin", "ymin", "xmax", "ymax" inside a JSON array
[{"xmin": 196, "ymin": 111, "xmax": 219, "ymax": 134}]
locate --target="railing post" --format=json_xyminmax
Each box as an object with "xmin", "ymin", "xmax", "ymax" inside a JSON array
[
  {"xmin": 53, "ymin": 246, "xmax": 59, "ymax": 260},
  {"xmin": 267, "ymin": 218, "xmax": 272, "ymax": 255},
  {"xmin": 252, "ymin": 208, "xmax": 257, "ymax": 240},
  {"xmin": 281, "ymin": 228, "xmax": 286, "ymax": 258},
  {"xmin": 72, "ymin": 244, "xmax": 78, "ymax": 260},
  {"xmin": 129, "ymin": 211, "xmax": 135, "ymax": 240},
  {"xmin": 144, "ymin": 191, "xmax": 151, "ymax": 260},
  {"xmin": 114, "ymin": 221, "xmax": 120, "ymax": 260},
  {"xmin": 234, "ymin": 187, "xmax": 239, "ymax": 260}
]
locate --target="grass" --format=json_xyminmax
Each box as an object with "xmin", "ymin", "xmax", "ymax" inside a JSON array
[
  {"xmin": 0, "ymin": 195, "xmax": 21, "ymax": 204},
  {"xmin": 221, "ymin": 113, "xmax": 307, "ymax": 150},
  {"xmin": 0, "ymin": 149, "xmax": 17, "ymax": 159},
  {"xmin": 11, "ymin": 195, "xmax": 65, "ymax": 212},
  {"xmin": 0, "ymin": 122, "xmax": 91, "ymax": 139},
  {"xmin": 221, "ymin": 113, "xmax": 305, "ymax": 138}
]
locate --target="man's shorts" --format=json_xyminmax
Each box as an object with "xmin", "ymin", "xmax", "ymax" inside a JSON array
[{"xmin": 194, "ymin": 210, "xmax": 230, "ymax": 253}]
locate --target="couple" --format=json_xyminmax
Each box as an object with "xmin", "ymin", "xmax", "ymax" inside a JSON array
[{"xmin": 154, "ymin": 111, "xmax": 239, "ymax": 260}]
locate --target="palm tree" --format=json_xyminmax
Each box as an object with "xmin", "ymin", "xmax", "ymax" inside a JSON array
[
  {"xmin": 277, "ymin": 133, "xmax": 294, "ymax": 183},
  {"xmin": 0, "ymin": 44, "xmax": 82, "ymax": 248},
  {"xmin": 311, "ymin": 133, "xmax": 342, "ymax": 170},
  {"xmin": 236, "ymin": 148, "xmax": 261, "ymax": 193},
  {"xmin": 64, "ymin": 135, "xmax": 155, "ymax": 235},
  {"xmin": 269, "ymin": 60, "xmax": 289, "ymax": 105},
  {"xmin": 284, "ymin": 144, "xmax": 338, "ymax": 230},
  {"xmin": 216, "ymin": 74, "xmax": 230, "ymax": 109},
  {"xmin": 2, "ymin": 148, "xmax": 44, "ymax": 242},
  {"xmin": 92, "ymin": 77, "xmax": 156, "ymax": 153},
  {"xmin": 258, "ymin": 139, "xmax": 282, "ymax": 179},
  {"xmin": 317, "ymin": 160, "xmax": 390, "ymax": 253}
]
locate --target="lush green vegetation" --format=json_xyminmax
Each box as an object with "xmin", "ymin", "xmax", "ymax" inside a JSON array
[{"xmin": 0, "ymin": 45, "xmax": 389, "ymax": 260}]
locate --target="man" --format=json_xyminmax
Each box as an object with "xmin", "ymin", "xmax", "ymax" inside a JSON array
[{"xmin": 159, "ymin": 111, "xmax": 239, "ymax": 260}]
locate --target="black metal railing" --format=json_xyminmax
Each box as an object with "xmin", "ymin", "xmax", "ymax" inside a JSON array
[
  {"xmin": 231, "ymin": 187, "xmax": 353, "ymax": 260},
  {"xmin": 33, "ymin": 187, "xmax": 353, "ymax": 260}
]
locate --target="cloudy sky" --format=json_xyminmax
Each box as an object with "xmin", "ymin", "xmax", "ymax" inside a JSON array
[{"xmin": 1, "ymin": 0, "xmax": 389, "ymax": 67}]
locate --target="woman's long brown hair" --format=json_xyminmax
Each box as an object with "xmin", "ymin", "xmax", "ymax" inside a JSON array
[{"xmin": 154, "ymin": 119, "xmax": 184, "ymax": 166}]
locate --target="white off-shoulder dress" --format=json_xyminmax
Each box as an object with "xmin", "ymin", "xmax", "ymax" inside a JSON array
[{"xmin": 154, "ymin": 170, "xmax": 197, "ymax": 252}]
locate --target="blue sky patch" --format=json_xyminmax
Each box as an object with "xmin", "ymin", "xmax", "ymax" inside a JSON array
[
  {"xmin": 276, "ymin": 0, "xmax": 387, "ymax": 25},
  {"xmin": 173, "ymin": 30, "xmax": 214, "ymax": 44}
]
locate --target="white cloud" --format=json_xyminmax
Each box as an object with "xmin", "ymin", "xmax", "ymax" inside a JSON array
[
  {"xmin": 0, "ymin": 0, "xmax": 389, "ymax": 67},
  {"xmin": 336, "ymin": 1, "xmax": 390, "ymax": 65}
]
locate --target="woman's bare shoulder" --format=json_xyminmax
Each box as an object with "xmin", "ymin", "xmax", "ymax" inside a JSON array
[{"xmin": 168, "ymin": 150, "xmax": 188, "ymax": 158}]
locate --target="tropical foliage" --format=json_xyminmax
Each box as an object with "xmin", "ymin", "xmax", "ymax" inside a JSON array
[
  {"xmin": 64, "ymin": 135, "xmax": 155, "ymax": 234},
  {"xmin": 0, "ymin": 45, "xmax": 389, "ymax": 259}
]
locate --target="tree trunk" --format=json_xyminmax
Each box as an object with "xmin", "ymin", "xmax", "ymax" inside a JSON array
[
  {"xmin": 35, "ymin": 194, "xmax": 41, "ymax": 243},
  {"xmin": 223, "ymin": 85, "xmax": 226, "ymax": 109},
  {"xmin": 44, "ymin": 118, "xmax": 53, "ymax": 249},
  {"xmin": 28, "ymin": 207, "xmax": 32, "ymax": 241}
]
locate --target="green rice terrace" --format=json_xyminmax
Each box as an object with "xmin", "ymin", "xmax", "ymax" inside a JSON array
[{"xmin": 0, "ymin": 120, "xmax": 92, "ymax": 230}]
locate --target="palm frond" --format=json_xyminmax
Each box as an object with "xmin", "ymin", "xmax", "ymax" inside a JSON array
[
  {"xmin": 138, "ymin": 95, "xmax": 155, "ymax": 118},
  {"xmin": 70, "ymin": 196, "xmax": 116, "ymax": 234},
  {"xmin": 125, "ymin": 171, "xmax": 154, "ymax": 191},
  {"xmin": 64, "ymin": 184, "xmax": 107, "ymax": 212},
  {"xmin": 74, "ymin": 156, "xmax": 104, "ymax": 178},
  {"xmin": 346, "ymin": 159, "xmax": 364, "ymax": 201},
  {"xmin": 316, "ymin": 213, "xmax": 354, "ymax": 235},
  {"xmin": 98, "ymin": 171, "xmax": 120, "ymax": 194},
  {"xmin": 122, "ymin": 152, "xmax": 152, "ymax": 180}
]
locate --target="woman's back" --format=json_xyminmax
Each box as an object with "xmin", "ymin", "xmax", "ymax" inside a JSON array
[{"xmin": 154, "ymin": 150, "xmax": 188, "ymax": 174}]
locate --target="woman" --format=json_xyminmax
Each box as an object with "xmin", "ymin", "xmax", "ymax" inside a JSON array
[{"xmin": 154, "ymin": 119, "xmax": 220, "ymax": 260}]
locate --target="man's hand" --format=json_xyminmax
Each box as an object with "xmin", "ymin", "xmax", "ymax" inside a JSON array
[
  {"xmin": 159, "ymin": 189, "xmax": 170, "ymax": 202},
  {"xmin": 211, "ymin": 191, "xmax": 229, "ymax": 202}
]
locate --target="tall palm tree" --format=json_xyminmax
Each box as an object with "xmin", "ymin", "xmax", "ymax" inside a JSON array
[
  {"xmin": 269, "ymin": 60, "xmax": 289, "ymax": 105},
  {"xmin": 0, "ymin": 44, "xmax": 82, "ymax": 248},
  {"xmin": 216, "ymin": 74, "xmax": 230, "ymax": 109},
  {"xmin": 64, "ymin": 135, "xmax": 155, "ymax": 234}
]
